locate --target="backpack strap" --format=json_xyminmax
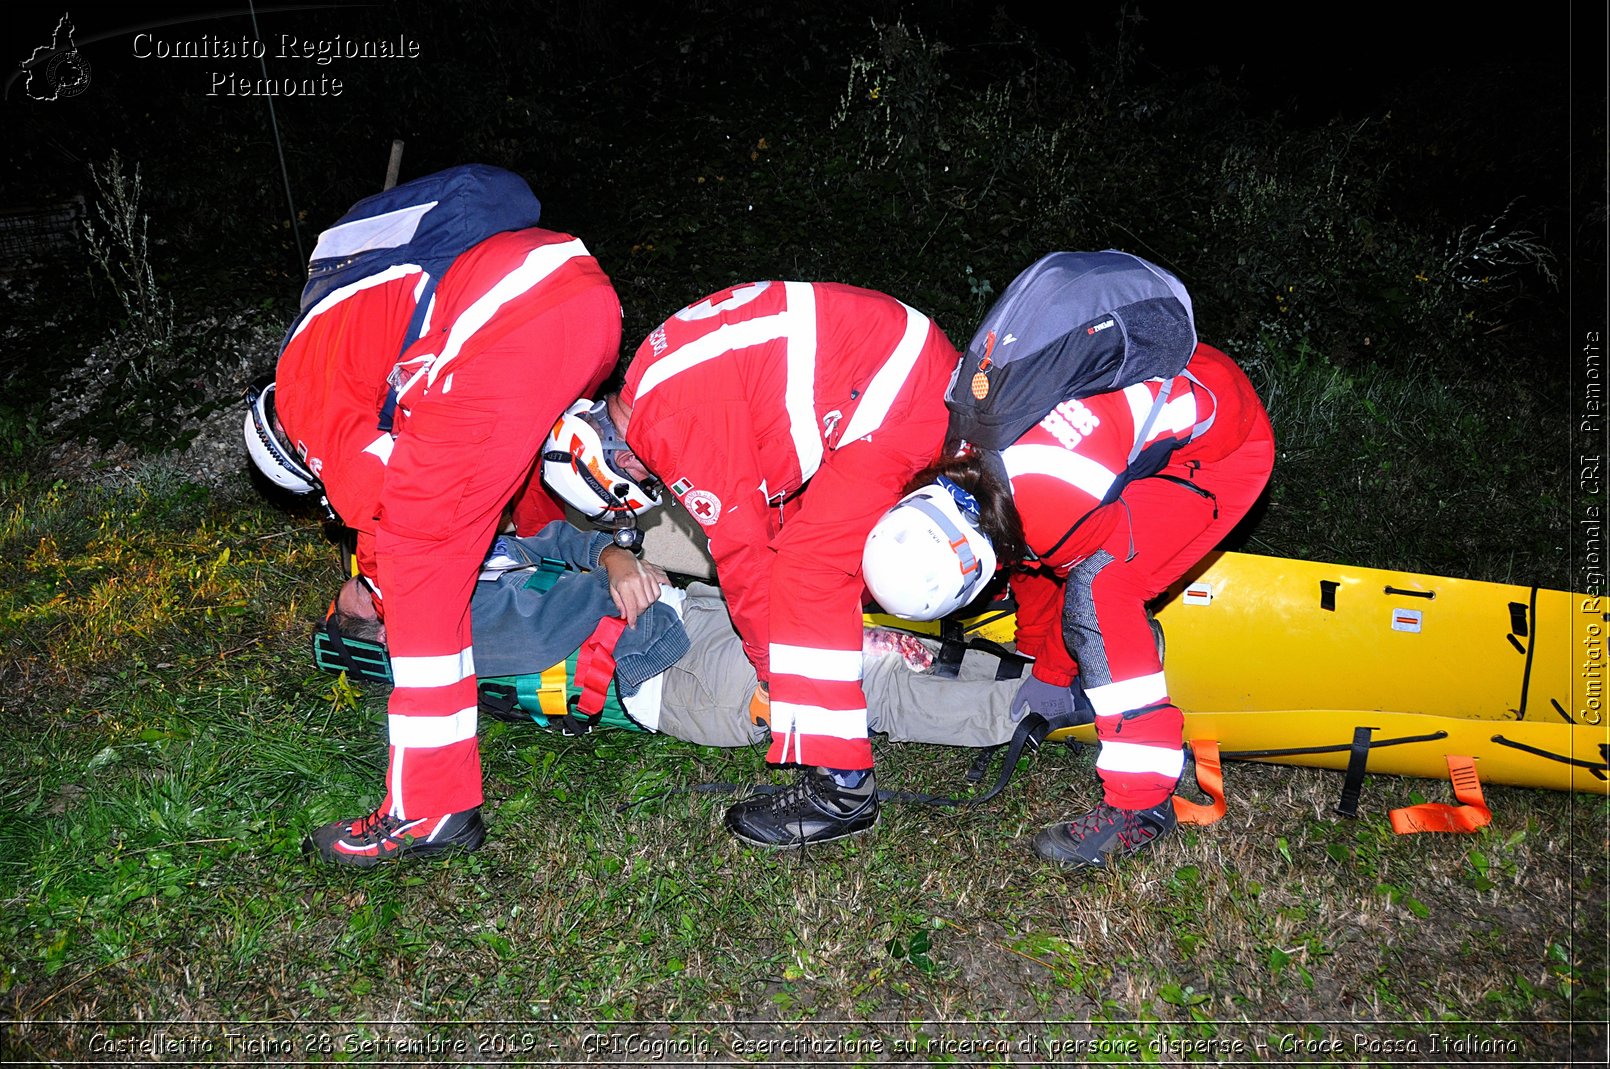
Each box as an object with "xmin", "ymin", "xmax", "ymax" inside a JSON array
[
  {"xmin": 377, "ymin": 384, "xmax": 402, "ymax": 434},
  {"xmin": 377, "ymin": 275, "xmax": 442, "ymax": 433},
  {"xmin": 1181, "ymin": 367, "xmax": 1216, "ymax": 441},
  {"xmin": 1126, "ymin": 368, "xmax": 1218, "ymax": 465},
  {"xmin": 1039, "ymin": 369, "xmax": 1222, "ymax": 562},
  {"xmin": 1126, "ymin": 376, "xmax": 1175, "ymax": 469}
]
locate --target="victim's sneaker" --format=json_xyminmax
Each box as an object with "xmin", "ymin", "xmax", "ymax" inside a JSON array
[
  {"xmin": 303, "ymin": 807, "xmax": 486, "ymax": 868},
  {"xmin": 1031, "ymin": 799, "xmax": 1176, "ymax": 870},
  {"xmin": 724, "ymin": 768, "xmax": 879, "ymax": 849}
]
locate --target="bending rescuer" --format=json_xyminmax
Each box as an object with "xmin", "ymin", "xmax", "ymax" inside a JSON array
[
  {"xmin": 864, "ymin": 250, "xmax": 1274, "ymax": 870},
  {"xmin": 247, "ymin": 186, "xmax": 635, "ymax": 866},
  {"xmin": 542, "ymin": 280, "xmax": 961, "ymax": 848}
]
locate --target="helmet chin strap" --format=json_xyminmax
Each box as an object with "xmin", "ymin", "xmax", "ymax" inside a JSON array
[{"xmin": 543, "ymin": 447, "xmax": 617, "ymax": 519}]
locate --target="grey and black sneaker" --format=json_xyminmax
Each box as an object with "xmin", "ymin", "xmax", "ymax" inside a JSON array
[
  {"xmin": 724, "ymin": 768, "xmax": 879, "ymax": 848},
  {"xmin": 1031, "ymin": 799, "xmax": 1176, "ymax": 870},
  {"xmin": 304, "ymin": 807, "xmax": 486, "ymax": 868}
]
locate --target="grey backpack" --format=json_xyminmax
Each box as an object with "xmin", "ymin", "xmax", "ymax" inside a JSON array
[{"xmin": 945, "ymin": 250, "xmax": 1210, "ymax": 497}]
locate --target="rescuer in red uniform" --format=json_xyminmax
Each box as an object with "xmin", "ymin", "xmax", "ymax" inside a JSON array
[
  {"xmin": 250, "ymin": 226, "xmax": 632, "ymax": 866},
  {"xmin": 865, "ymin": 342, "xmax": 1273, "ymax": 870},
  {"xmin": 543, "ymin": 280, "xmax": 961, "ymax": 848}
]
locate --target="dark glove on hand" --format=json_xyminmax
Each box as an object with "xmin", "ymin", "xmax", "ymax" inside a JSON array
[{"xmin": 1010, "ymin": 675, "xmax": 1079, "ymax": 723}]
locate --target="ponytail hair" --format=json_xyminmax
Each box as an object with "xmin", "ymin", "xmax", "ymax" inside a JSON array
[{"xmin": 904, "ymin": 450, "xmax": 1026, "ymax": 565}]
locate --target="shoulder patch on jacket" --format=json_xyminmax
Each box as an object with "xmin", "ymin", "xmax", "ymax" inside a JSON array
[{"xmin": 681, "ymin": 488, "xmax": 722, "ymax": 526}]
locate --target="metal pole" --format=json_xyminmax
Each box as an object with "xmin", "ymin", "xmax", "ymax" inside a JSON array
[
  {"xmin": 248, "ymin": 0, "xmax": 305, "ymax": 266},
  {"xmin": 384, "ymin": 140, "xmax": 404, "ymax": 190}
]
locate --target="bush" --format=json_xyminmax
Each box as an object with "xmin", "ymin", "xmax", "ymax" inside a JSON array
[{"xmin": 0, "ymin": 4, "xmax": 1570, "ymax": 584}]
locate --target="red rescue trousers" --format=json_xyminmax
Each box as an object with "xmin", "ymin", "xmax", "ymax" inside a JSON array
[
  {"xmin": 1068, "ymin": 420, "xmax": 1275, "ymax": 810},
  {"xmin": 375, "ymin": 283, "xmax": 620, "ymax": 818}
]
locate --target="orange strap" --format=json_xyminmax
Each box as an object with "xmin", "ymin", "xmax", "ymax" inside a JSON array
[
  {"xmin": 573, "ymin": 615, "xmax": 627, "ymax": 717},
  {"xmin": 1172, "ymin": 738, "xmax": 1227, "ymax": 826},
  {"xmin": 748, "ymin": 685, "xmax": 772, "ymax": 728},
  {"xmin": 1388, "ymin": 755, "xmax": 1492, "ymax": 834}
]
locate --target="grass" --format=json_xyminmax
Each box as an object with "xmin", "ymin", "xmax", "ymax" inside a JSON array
[
  {"xmin": 1236, "ymin": 336, "xmax": 1572, "ymax": 588},
  {"xmin": 0, "ymin": 469, "xmax": 1603, "ymax": 1063}
]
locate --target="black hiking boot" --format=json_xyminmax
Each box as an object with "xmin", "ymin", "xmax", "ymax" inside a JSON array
[{"xmin": 724, "ymin": 768, "xmax": 878, "ymax": 849}]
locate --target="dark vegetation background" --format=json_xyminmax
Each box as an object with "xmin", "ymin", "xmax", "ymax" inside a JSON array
[{"xmin": 1, "ymin": 0, "xmax": 1600, "ymax": 585}]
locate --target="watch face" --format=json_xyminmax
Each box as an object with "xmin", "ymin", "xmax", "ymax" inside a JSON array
[{"xmin": 614, "ymin": 527, "xmax": 642, "ymax": 550}]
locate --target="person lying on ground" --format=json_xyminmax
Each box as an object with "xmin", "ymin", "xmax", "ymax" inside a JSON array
[{"xmin": 325, "ymin": 520, "xmax": 1023, "ymax": 761}]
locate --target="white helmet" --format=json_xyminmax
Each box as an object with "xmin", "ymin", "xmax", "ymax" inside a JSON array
[
  {"xmin": 863, "ymin": 477, "xmax": 997, "ymax": 620},
  {"xmin": 243, "ymin": 378, "xmax": 319, "ymax": 495},
  {"xmin": 541, "ymin": 398, "xmax": 661, "ymax": 520}
]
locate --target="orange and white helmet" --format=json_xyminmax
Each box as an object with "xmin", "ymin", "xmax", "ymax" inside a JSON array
[
  {"xmin": 862, "ymin": 477, "xmax": 997, "ymax": 620},
  {"xmin": 541, "ymin": 398, "xmax": 661, "ymax": 520}
]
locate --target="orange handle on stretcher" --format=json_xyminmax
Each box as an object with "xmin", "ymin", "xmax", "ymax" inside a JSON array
[
  {"xmin": 1389, "ymin": 755, "xmax": 1492, "ymax": 834},
  {"xmin": 1173, "ymin": 738, "xmax": 1227, "ymax": 826}
]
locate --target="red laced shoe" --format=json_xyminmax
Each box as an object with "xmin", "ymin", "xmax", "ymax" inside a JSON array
[{"xmin": 304, "ymin": 807, "xmax": 485, "ymax": 868}]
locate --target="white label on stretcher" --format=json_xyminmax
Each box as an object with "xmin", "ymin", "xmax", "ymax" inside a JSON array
[
  {"xmin": 1391, "ymin": 608, "xmax": 1423, "ymax": 633},
  {"xmin": 1182, "ymin": 582, "xmax": 1213, "ymax": 605}
]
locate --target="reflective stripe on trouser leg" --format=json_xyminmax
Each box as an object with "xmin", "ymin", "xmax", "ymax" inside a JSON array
[
  {"xmin": 382, "ymin": 669, "xmax": 484, "ymax": 819},
  {"xmin": 767, "ymin": 641, "xmax": 871, "ymax": 768},
  {"xmin": 1095, "ymin": 703, "xmax": 1185, "ymax": 809}
]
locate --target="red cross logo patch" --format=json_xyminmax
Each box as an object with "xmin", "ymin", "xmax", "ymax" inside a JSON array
[{"xmin": 683, "ymin": 489, "xmax": 722, "ymax": 526}]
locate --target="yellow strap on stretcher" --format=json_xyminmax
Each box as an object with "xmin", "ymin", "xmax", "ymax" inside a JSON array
[{"xmin": 534, "ymin": 661, "xmax": 570, "ymax": 721}]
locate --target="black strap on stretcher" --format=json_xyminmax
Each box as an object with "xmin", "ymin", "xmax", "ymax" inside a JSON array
[
  {"xmin": 313, "ymin": 616, "xmax": 393, "ymax": 686},
  {"xmin": 1215, "ymin": 728, "xmax": 1451, "ymax": 818},
  {"xmin": 1337, "ymin": 726, "xmax": 1373, "ymax": 818}
]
